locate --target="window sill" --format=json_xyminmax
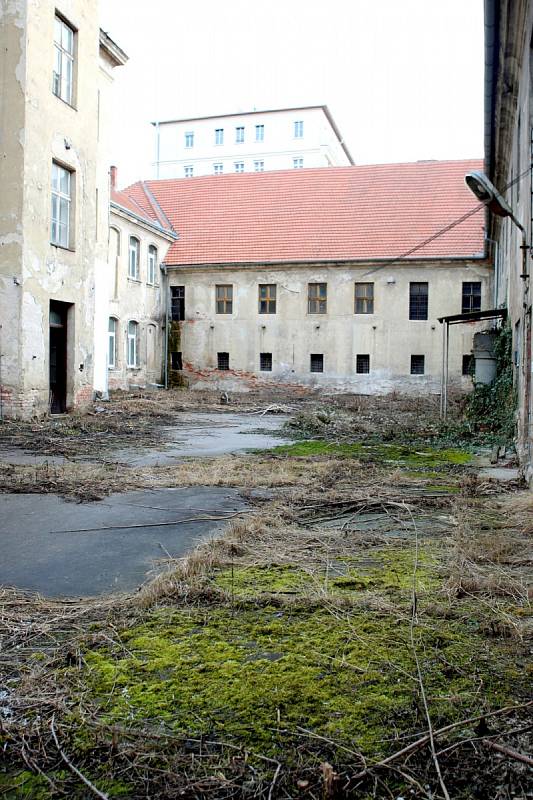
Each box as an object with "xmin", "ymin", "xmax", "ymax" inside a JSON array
[
  {"xmin": 51, "ymin": 242, "xmax": 75, "ymax": 252},
  {"xmin": 146, "ymin": 282, "xmax": 160, "ymax": 287},
  {"xmin": 53, "ymin": 93, "xmax": 77, "ymax": 112},
  {"xmin": 127, "ymin": 277, "xmax": 141, "ymax": 284},
  {"xmin": 127, "ymin": 366, "xmax": 141, "ymax": 371}
]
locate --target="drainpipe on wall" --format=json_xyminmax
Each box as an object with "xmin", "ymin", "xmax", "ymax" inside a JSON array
[{"xmin": 161, "ymin": 263, "xmax": 169, "ymax": 389}]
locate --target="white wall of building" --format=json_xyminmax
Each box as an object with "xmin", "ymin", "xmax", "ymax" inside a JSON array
[{"xmin": 154, "ymin": 107, "xmax": 351, "ymax": 179}]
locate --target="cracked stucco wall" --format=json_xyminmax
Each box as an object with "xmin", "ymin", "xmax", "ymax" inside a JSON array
[
  {"xmin": 168, "ymin": 261, "xmax": 493, "ymax": 395},
  {"xmin": 0, "ymin": 1, "xmax": 110, "ymax": 417}
]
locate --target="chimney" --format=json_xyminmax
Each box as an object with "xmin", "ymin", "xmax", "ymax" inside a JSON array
[{"xmin": 110, "ymin": 165, "xmax": 117, "ymax": 189}]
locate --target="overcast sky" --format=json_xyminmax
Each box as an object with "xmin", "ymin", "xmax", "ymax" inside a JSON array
[{"xmin": 100, "ymin": 0, "xmax": 484, "ymax": 187}]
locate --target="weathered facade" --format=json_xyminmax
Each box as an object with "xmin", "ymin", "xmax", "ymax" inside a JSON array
[
  {"xmin": 92, "ymin": 174, "xmax": 177, "ymax": 393},
  {"xmin": 482, "ymin": 0, "xmax": 533, "ymax": 480},
  {"xmin": 120, "ymin": 161, "xmax": 492, "ymax": 395},
  {"xmin": 0, "ymin": 1, "xmax": 126, "ymax": 418}
]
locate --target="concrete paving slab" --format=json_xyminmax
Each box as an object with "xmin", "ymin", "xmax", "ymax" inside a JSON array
[{"xmin": 0, "ymin": 487, "xmax": 248, "ymax": 597}]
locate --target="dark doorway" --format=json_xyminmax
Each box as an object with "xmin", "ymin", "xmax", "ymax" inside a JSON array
[{"xmin": 49, "ymin": 301, "xmax": 69, "ymax": 414}]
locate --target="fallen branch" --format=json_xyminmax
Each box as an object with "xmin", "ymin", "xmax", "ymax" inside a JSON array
[
  {"xmin": 53, "ymin": 510, "xmax": 253, "ymax": 534},
  {"xmin": 482, "ymin": 739, "xmax": 533, "ymax": 766},
  {"xmin": 50, "ymin": 716, "xmax": 109, "ymax": 800}
]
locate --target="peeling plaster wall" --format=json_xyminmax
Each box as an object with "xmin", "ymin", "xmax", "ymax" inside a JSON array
[
  {"xmin": 0, "ymin": 0, "xmax": 26, "ymax": 415},
  {"xmin": 169, "ymin": 261, "xmax": 492, "ymax": 395},
  {"xmin": 96, "ymin": 208, "xmax": 173, "ymax": 392},
  {"xmin": 0, "ymin": 0, "xmax": 113, "ymax": 417}
]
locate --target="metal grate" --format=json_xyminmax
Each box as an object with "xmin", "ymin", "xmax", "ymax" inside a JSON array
[
  {"xmin": 410, "ymin": 355, "xmax": 425, "ymax": 375},
  {"xmin": 260, "ymin": 353, "xmax": 272, "ymax": 371},
  {"xmin": 409, "ymin": 283, "xmax": 428, "ymax": 320},
  {"xmin": 356, "ymin": 354, "xmax": 370, "ymax": 373},
  {"xmin": 217, "ymin": 352, "xmax": 230, "ymax": 370},
  {"xmin": 310, "ymin": 354, "xmax": 324, "ymax": 373}
]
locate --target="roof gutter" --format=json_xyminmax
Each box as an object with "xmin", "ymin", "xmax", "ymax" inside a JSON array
[{"xmin": 110, "ymin": 202, "xmax": 179, "ymax": 241}]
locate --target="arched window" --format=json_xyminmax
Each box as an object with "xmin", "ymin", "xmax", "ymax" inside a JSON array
[
  {"xmin": 108, "ymin": 317, "xmax": 118, "ymax": 368},
  {"xmin": 147, "ymin": 244, "xmax": 157, "ymax": 285},
  {"xmin": 128, "ymin": 236, "xmax": 140, "ymax": 279},
  {"xmin": 127, "ymin": 321, "xmax": 138, "ymax": 367}
]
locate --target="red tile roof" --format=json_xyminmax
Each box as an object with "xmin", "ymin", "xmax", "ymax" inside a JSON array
[
  {"xmin": 122, "ymin": 160, "xmax": 485, "ymax": 266},
  {"xmin": 111, "ymin": 185, "xmax": 175, "ymax": 235}
]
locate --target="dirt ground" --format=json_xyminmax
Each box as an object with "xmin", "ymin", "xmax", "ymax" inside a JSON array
[{"xmin": 0, "ymin": 388, "xmax": 531, "ymax": 799}]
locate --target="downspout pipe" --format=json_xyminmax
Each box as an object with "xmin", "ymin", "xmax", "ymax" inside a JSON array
[{"xmin": 161, "ymin": 263, "xmax": 169, "ymax": 389}]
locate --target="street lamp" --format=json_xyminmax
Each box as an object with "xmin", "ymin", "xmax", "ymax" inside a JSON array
[{"xmin": 465, "ymin": 170, "xmax": 529, "ymax": 279}]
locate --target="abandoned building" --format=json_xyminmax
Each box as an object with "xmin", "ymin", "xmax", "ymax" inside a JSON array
[
  {"xmin": 0, "ymin": 1, "xmax": 127, "ymax": 418},
  {"xmin": 120, "ymin": 160, "xmax": 492, "ymax": 395},
  {"xmin": 477, "ymin": 0, "xmax": 533, "ymax": 482},
  {"xmin": 152, "ymin": 106, "xmax": 354, "ymax": 179}
]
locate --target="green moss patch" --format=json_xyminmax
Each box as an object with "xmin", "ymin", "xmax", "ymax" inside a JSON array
[{"xmin": 267, "ymin": 440, "xmax": 472, "ymax": 467}]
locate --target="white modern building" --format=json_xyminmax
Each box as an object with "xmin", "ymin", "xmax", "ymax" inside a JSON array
[{"xmin": 152, "ymin": 105, "xmax": 354, "ymax": 179}]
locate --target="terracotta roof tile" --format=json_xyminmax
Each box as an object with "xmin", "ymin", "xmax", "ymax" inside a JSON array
[{"xmin": 123, "ymin": 160, "xmax": 485, "ymax": 266}]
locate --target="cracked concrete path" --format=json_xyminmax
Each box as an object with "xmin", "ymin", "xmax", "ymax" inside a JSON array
[{"xmin": 0, "ymin": 487, "xmax": 249, "ymax": 597}]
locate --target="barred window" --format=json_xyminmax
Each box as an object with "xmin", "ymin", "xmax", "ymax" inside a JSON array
[
  {"xmin": 354, "ymin": 283, "xmax": 374, "ymax": 314},
  {"xmin": 462, "ymin": 282, "xmax": 481, "ymax": 314},
  {"xmin": 217, "ymin": 352, "xmax": 230, "ymax": 370},
  {"xmin": 409, "ymin": 283, "xmax": 428, "ymax": 320},
  {"xmin": 310, "ymin": 354, "xmax": 324, "ymax": 373},
  {"xmin": 260, "ymin": 353, "xmax": 272, "ymax": 371},
  {"xmin": 171, "ymin": 286, "xmax": 185, "ymax": 321},
  {"xmin": 308, "ymin": 283, "xmax": 327, "ymax": 314},
  {"xmin": 216, "ymin": 284, "xmax": 233, "ymax": 314},
  {"xmin": 356, "ymin": 354, "xmax": 370, "ymax": 374},
  {"xmin": 410, "ymin": 355, "xmax": 425, "ymax": 375},
  {"xmin": 259, "ymin": 284, "xmax": 276, "ymax": 314}
]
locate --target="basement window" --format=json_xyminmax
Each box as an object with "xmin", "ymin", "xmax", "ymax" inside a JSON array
[
  {"xmin": 217, "ymin": 352, "xmax": 230, "ymax": 370},
  {"xmin": 260, "ymin": 353, "xmax": 272, "ymax": 371},
  {"xmin": 410, "ymin": 355, "xmax": 425, "ymax": 375},
  {"xmin": 171, "ymin": 352, "xmax": 183, "ymax": 370},
  {"xmin": 356, "ymin": 354, "xmax": 370, "ymax": 374},
  {"xmin": 310, "ymin": 354, "xmax": 324, "ymax": 373},
  {"xmin": 462, "ymin": 354, "xmax": 474, "ymax": 376}
]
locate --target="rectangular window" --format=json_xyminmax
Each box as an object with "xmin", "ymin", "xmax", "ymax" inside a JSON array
[
  {"xmin": 354, "ymin": 282, "xmax": 374, "ymax": 314},
  {"xmin": 410, "ymin": 355, "xmax": 425, "ymax": 375},
  {"xmin": 293, "ymin": 158, "xmax": 303, "ymax": 169},
  {"xmin": 409, "ymin": 282, "xmax": 428, "ymax": 320},
  {"xmin": 234, "ymin": 161, "xmax": 244, "ymax": 173},
  {"xmin": 216, "ymin": 284, "xmax": 233, "ymax": 314},
  {"xmin": 185, "ymin": 131, "xmax": 194, "ymax": 148},
  {"xmin": 255, "ymin": 124, "xmax": 264, "ymax": 141},
  {"xmin": 171, "ymin": 352, "xmax": 183, "ymax": 370},
  {"xmin": 53, "ymin": 15, "xmax": 75, "ymax": 105},
  {"xmin": 215, "ymin": 128, "xmax": 224, "ymax": 145},
  {"xmin": 308, "ymin": 282, "xmax": 327, "ymax": 314},
  {"xmin": 235, "ymin": 126, "xmax": 245, "ymax": 143},
  {"xmin": 171, "ymin": 286, "xmax": 185, "ymax": 321},
  {"xmin": 462, "ymin": 282, "xmax": 481, "ymax": 314},
  {"xmin": 260, "ymin": 352, "xmax": 272, "ymax": 371},
  {"xmin": 254, "ymin": 160, "xmax": 264, "ymax": 172},
  {"xmin": 147, "ymin": 245, "xmax": 157, "ymax": 284},
  {"xmin": 217, "ymin": 352, "xmax": 230, "ymax": 370},
  {"xmin": 214, "ymin": 163, "xmax": 223, "ymax": 175},
  {"xmin": 51, "ymin": 162, "xmax": 72, "ymax": 248},
  {"xmin": 310, "ymin": 353, "xmax": 324, "ymax": 373},
  {"xmin": 258, "ymin": 284, "xmax": 276, "ymax": 314},
  {"xmin": 127, "ymin": 321, "xmax": 138, "ymax": 367},
  {"xmin": 184, "ymin": 165, "xmax": 193, "ymax": 178},
  {"xmin": 294, "ymin": 120, "xmax": 304, "ymax": 138},
  {"xmin": 108, "ymin": 318, "xmax": 117, "ymax": 369},
  {"xmin": 128, "ymin": 236, "xmax": 140, "ymax": 279},
  {"xmin": 462, "ymin": 354, "xmax": 474, "ymax": 376},
  {"xmin": 356, "ymin": 354, "xmax": 370, "ymax": 374}
]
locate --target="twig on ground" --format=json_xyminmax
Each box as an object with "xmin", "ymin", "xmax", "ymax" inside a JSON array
[
  {"xmin": 50, "ymin": 715, "xmax": 110, "ymax": 800},
  {"xmin": 482, "ymin": 739, "xmax": 533, "ymax": 766}
]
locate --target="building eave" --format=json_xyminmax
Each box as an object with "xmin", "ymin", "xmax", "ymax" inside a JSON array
[
  {"xmin": 110, "ymin": 203, "xmax": 178, "ymax": 241},
  {"xmin": 99, "ymin": 29, "xmax": 128, "ymax": 67}
]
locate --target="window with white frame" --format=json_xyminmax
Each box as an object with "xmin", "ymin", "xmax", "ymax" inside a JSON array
[
  {"xmin": 254, "ymin": 160, "xmax": 264, "ymax": 172},
  {"xmin": 127, "ymin": 321, "xmax": 138, "ymax": 367},
  {"xmin": 185, "ymin": 131, "xmax": 194, "ymax": 148},
  {"xmin": 293, "ymin": 157, "xmax": 303, "ymax": 169},
  {"xmin": 255, "ymin": 124, "xmax": 264, "ymax": 141},
  {"xmin": 108, "ymin": 317, "xmax": 117, "ymax": 369},
  {"xmin": 184, "ymin": 165, "xmax": 193, "ymax": 178},
  {"xmin": 235, "ymin": 126, "xmax": 245, "ymax": 143},
  {"xmin": 215, "ymin": 128, "xmax": 224, "ymax": 145},
  {"xmin": 214, "ymin": 163, "xmax": 223, "ymax": 175},
  {"xmin": 51, "ymin": 162, "xmax": 72, "ymax": 248},
  {"xmin": 147, "ymin": 245, "xmax": 157, "ymax": 284},
  {"xmin": 234, "ymin": 162, "xmax": 244, "ymax": 173},
  {"xmin": 53, "ymin": 15, "xmax": 75, "ymax": 105},
  {"xmin": 128, "ymin": 236, "xmax": 140, "ymax": 279},
  {"xmin": 294, "ymin": 120, "xmax": 304, "ymax": 138}
]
